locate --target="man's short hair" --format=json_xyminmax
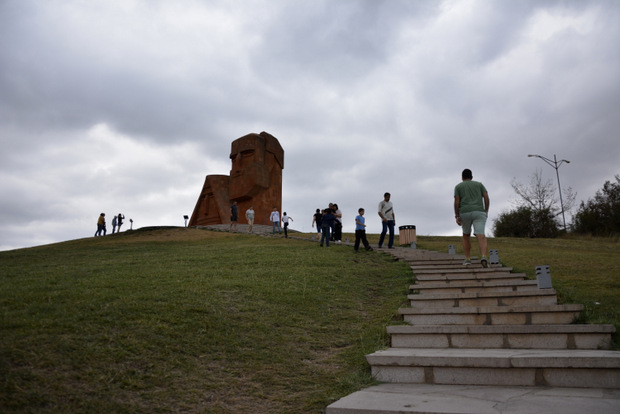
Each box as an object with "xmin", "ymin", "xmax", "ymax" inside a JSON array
[
  {"xmin": 358, "ymin": 208, "xmax": 364, "ymax": 213},
  {"xmin": 462, "ymin": 169, "xmax": 473, "ymax": 179},
  {"xmin": 384, "ymin": 192, "xmax": 391, "ymax": 197}
]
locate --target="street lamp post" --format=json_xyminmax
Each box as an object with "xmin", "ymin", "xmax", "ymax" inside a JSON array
[{"xmin": 528, "ymin": 154, "xmax": 571, "ymax": 230}]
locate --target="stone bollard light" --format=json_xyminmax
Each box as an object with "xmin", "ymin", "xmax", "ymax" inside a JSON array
[
  {"xmin": 536, "ymin": 265, "xmax": 553, "ymax": 289},
  {"xmin": 448, "ymin": 245, "xmax": 456, "ymax": 255},
  {"xmin": 489, "ymin": 249, "xmax": 500, "ymax": 265}
]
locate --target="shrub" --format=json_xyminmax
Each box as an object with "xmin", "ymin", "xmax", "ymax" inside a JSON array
[
  {"xmin": 573, "ymin": 175, "xmax": 620, "ymax": 237},
  {"xmin": 493, "ymin": 206, "xmax": 559, "ymax": 238}
]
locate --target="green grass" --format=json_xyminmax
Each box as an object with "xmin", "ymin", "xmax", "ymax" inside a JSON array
[
  {"xmin": 0, "ymin": 228, "xmax": 412, "ymax": 413},
  {"xmin": 1, "ymin": 229, "xmax": 619, "ymax": 413}
]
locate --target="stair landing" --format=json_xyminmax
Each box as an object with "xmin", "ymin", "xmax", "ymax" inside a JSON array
[{"xmin": 327, "ymin": 383, "xmax": 620, "ymax": 414}]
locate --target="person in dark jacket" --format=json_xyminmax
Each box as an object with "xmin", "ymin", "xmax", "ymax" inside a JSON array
[{"xmin": 320, "ymin": 208, "xmax": 338, "ymax": 247}]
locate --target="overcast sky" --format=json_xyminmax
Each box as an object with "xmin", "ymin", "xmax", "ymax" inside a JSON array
[{"xmin": 1, "ymin": 0, "xmax": 619, "ymax": 251}]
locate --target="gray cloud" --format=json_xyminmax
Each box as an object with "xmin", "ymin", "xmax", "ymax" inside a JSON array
[{"xmin": 1, "ymin": 0, "xmax": 618, "ymax": 250}]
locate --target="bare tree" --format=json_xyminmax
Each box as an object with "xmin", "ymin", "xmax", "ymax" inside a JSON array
[{"xmin": 510, "ymin": 169, "xmax": 576, "ymax": 221}]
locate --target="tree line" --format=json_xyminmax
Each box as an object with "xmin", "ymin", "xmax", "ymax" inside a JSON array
[{"xmin": 493, "ymin": 173, "xmax": 620, "ymax": 238}]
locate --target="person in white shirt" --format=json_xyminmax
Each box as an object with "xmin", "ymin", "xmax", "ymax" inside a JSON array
[
  {"xmin": 378, "ymin": 192, "xmax": 396, "ymax": 248},
  {"xmin": 270, "ymin": 207, "xmax": 281, "ymax": 235},
  {"xmin": 282, "ymin": 212, "xmax": 294, "ymax": 238},
  {"xmin": 245, "ymin": 206, "xmax": 255, "ymax": 233}
]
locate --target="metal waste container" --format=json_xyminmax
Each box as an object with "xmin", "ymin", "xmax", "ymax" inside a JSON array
[{"xmin": 399, "ymin": 225, "xmax": 417, "ymax": 245}]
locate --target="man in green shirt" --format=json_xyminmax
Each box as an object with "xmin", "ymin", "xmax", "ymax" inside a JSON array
[{"xmin": 454, "ymin": 169, "xmax": 490, "ymax": 267}]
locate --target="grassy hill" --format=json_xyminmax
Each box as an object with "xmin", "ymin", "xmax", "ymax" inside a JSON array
[{"xmin": 1, "ymin": 228, "xmax": 618, "ymax": 413}]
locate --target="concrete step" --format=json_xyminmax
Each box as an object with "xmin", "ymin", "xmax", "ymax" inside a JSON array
[
  {"xmin": 406, "ymin": 258, "xmax": 467, "ymax": 266},
  {"xmin": 410, "ymin": 263, "xmax": 495, "ymax": 271},
  {"xmin": 414, "ymin": 272, "xmax": 527, "ymax": 285},
  {"xmin": 399, "ymin": 304, "xmax": 584, "ymax": 325},
  {"xmin": 406, "ymin": 255, "xmax": 483, "ymax": 264},
  {"xmin": 325, "ymin": 383, "xmax": 620, "ymax": 413},
  {"xmin": 411, "ymin": 279, "xmax": 540, "ymax": 294},
  {"xmin": 408, "ymin": 289, "xmax": 557, "ymax": 308},
  {"xmin": 409, "ymin": 265, "xmax": 512, "ymax": 274},
  {"xmin": 390, "ymin": 248, "xmax": 455, "ymax": 256},
  {"xmin": 387, "ymin": 324, "xmax": 615, "ymax": 349},
  {"xmin": 395, "ymin": 255, "xmax": 466, "ymax": 264},
  {"xmin": 366, "ymin": 348, "xmax": 620, "ymax": 388},
  {"xmin": 412, "ymin": 267, "xmax": 514, "ymax": 276}
]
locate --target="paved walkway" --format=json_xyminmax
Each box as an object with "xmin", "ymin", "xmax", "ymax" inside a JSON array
[
  {"xmin": 196, "ymin": 223, "xmax": 281, "ymax": 235},
  {"xmin": 327, "ymin": 383, "xmax": 620, "ymax": 414}
]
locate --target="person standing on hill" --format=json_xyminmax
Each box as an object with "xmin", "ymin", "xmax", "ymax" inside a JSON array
[
  {"xmin": 454, "ymin": 168, "xmax": 490, "ymax": 267},
  {"xmin": 116, "ymin": 213, "xmax": 125, "ymax": 232},
  {"xmin": 229, "ymin": 201, "xmax": 238, "ymax": 232},
  {"xmin": 333, "ymin": 203, "xmax": 343, "ymax": 242},
  {"xmin": 328, "ymin": 203, "xmax": 335, "ymax": 241},
  {"xmin": 111, "ymin": 214, "xmax": 118, "ymax": 234},
  {"xmin": 95, "ymin": 213, "xmax": 106, "ymax": 237},
  {"xmin": 320, "ymin": 208, "xmax": 338, "ymax": 247},
  {"xmin": 245, "ymin": 205, "xmax": 255, "ymax": 233},
  {"xmin": 270, "ymin": 207, "xmax": 281, "ymax": 235},
  {"xmin": 312, "ymin": 208, "xmax": 322, "ymax": 240},
  {"xmin": 354, "ymin": 208, "xmax": 372, "ymax": 252},
  {"xmin": 378, "ymin": 192, "xmax": 395, "ymax": 248}
]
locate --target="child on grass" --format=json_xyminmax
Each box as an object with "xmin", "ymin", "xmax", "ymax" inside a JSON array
[{"xmin": 354, "ymin": 208, "xmax": 372, "ymax": 252}]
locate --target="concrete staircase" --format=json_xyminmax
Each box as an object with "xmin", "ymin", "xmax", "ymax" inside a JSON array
[{"xmin": 327, "ymin": 248, "xmax": 620, "ymax": 413}]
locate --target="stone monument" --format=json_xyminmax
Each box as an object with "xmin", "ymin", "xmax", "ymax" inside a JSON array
[{"xmin": 189, "ymin": 132, "xmax": 284, "ymax": 227}]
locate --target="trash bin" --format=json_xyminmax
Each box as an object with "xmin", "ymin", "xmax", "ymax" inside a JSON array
[{"xmin": 399, "ymin": 225, "xmax": 417, "ymax": 245}]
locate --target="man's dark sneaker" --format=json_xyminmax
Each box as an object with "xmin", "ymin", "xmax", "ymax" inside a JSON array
[{"xmin": 481, "ymin": 257, "xmax": 488, "ymax": 268}]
